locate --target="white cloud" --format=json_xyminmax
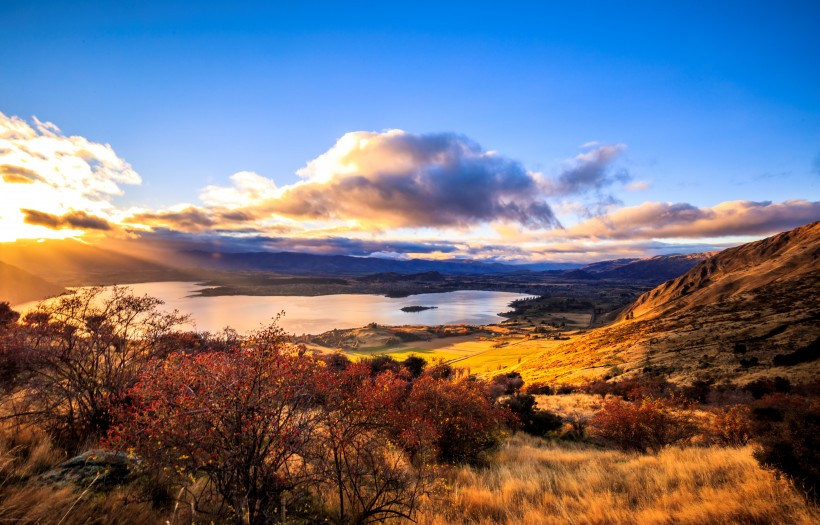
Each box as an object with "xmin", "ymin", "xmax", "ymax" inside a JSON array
[{"xmin": 0, "ymin": 113, "xmax": 140, "ymax": 240}]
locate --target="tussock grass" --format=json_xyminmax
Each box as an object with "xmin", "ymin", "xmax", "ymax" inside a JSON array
[
  {"xmin": 418, "ymin": 433, "xmax": 819, "ymax": 525},
  {"xmin": 0, "ymin": 423, "xmax": 166, "ymax": 525}
]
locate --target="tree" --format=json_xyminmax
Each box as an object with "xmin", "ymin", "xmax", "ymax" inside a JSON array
[
  {"xmin": 7, "ymin": 286, "xmax": 187, "ymax": 449},
  {"xmin": 110, "ymin": 323, "xmax": 321, "ymax": 525},
  {"xmin": 0, "ymin": 302, "xmax": 24, "ymax": 389},
  {"xmin": 312, "ymin": 364, "xmax": 431, "ymax": 524}
]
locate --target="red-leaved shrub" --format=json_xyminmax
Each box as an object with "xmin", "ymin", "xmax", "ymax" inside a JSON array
[{"xmin": 589, "ymin": 397, "xmax": 698, "ymax": 452}]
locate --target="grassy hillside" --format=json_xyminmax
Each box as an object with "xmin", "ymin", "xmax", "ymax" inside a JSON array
[{"xmin": 516, "ymin": 221, "xmax": 820, "ymax": 385}]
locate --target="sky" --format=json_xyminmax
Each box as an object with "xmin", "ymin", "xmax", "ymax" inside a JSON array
[{"xmin": 0, "ymin": 1, "xmax": 818, "ymax": 262}]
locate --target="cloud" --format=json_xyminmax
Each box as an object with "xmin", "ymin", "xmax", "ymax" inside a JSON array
[
  {"xmin": 551, "ymin": 199, "xmax": 820, "ymax": 240},
  {"xmin": 111, "ymin": 230, "xmax": 462, "ymax": 258},
  {"xmin": 0, "ymin": 112, "xmax": 140, "ymax": 240},
  {"xmin": 625, "ymin": 180, "xmax": 650, "ymax": 192},
  {"xmin": 125, "ymin": 206, "xmax": 218, "ymax": 233},
  {"xmin": 542, "ymin": 144, "xmax": 629, "ymax": 196},
  {"xmin": 200, "ymin": 171, "xmax": 278, "ymax": 208},
  {"xmin": 1, "ymin": 164, "xmax": 43, "ymax": 184},
  {"xmin": 201, "ymin": 131, "xmax": 560, "ymax": 229},
  {"xmin": 21, "ymin": 209, "xmax": 112, "ymax": 231}
]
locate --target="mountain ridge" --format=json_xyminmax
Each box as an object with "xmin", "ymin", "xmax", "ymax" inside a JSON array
[{"xmin": 516, "ymin": 221, "xmax": 820, "ymax": 385}]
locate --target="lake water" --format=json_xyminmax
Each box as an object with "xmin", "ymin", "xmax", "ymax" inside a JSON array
[{"xmin": 19, "ymin": 282, "xmax": 530, "ymax": 335}]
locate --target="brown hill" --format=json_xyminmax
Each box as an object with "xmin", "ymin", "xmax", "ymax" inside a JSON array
[
  {"xmin": 622, "ymin": 222, "xmax": 819, "ymax": 320},
  {"xmin": 517, "ymin": 221, "xmax": 820, "ymax": 385},
  {"xmin": 0, "ymin": 239, "xmax": 193, "ymax": 287},
  {"xmin": 0, "ymin": 261, "xmax": 64, "ymax": 305}
]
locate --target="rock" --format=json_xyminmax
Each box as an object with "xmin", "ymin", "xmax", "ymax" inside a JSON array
[{"xmin": 42, "ymin": 449, "xmax": 137, "ymax": 487}]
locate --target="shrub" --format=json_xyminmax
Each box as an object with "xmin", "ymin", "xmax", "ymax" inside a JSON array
[
  {"xmin": 751, "ymin": 396, "xmax": 820, "ymax": 503},
  {"xmin": 401, "ymin": 376, "xmax": 510, "ymax": 464},
  {"xmin": 744, "ymin": 377, "xmax": 791, "ymax": 400},
  {"xmin": 523, "ymin": 382, "xmax": 553, "ymax": 396},
  {"xmin": 589, "ymin": 397, "xmax": 698, "ymax": 452},
  {"xmin": 582, "ymin": 376, "xmax": 676, "ymax": 401},
  {"xmin": 772, "ymin": 338, "xmax": 820, "ymax": 367},
  {"xmin": 489, "ymin": 372, "xmax": 524, "ymax": 399},
  {"xmin": 681, "ymin": 379, "xmax": 712, "ymax": 404},
  {"xmin": 564, "ymin": 411, "xmax": 590, "ymax": 440},
  {"xmin": 425, "ymin": 360, "xmax": 455, "ymax": 380},
  {"xmin": 322, "ymin": 351, "xmax": 352, "ymax": 371},
  {"xmin": 109, "ymin": 323, "xmax": 321, "ymax": 525},
  {"xmin": 708, "ymin": 405, "xmax": 752, "ymax": 446},
  {"xmin": 501, "ymin": 393, "xmax": 563, "ymax": 437},
  {"xmin": 364, "ymin": 355, "xmax": 402, "ymax": 376},
  {"xmin": 0, "ymin": 303, "xmax": 25, "ymax": 389},
  {"xmin": 10, "ymin": 287, "xmax": 188, "ymax": 450},
  {"xmin": 401, "ymin": 355, "xmax": 427, "ymax": 378},
  {"xmin": 313, "ymin": 365, "xmax": 429, "ymax": 524}
]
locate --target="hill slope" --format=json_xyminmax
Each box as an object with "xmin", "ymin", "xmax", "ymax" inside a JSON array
[
  {"xmin": 517, "ymin": 221, "xmax": 820, "ymax": 385},
  {"xmin": 622, "ymin": 224, "xmax": 819, "ymax": 320},
  {"xmin": 0, "ymin": 261, "xmax": 64, "ymax": 305},
  {"xmin": 0, "ymin": 239, "xmax": 192, "ymax": 287}
]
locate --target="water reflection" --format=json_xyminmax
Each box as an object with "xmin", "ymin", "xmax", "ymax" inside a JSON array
[{"xmin": 19, "ymin": 282, "xmax": 529, "ymax": 335}]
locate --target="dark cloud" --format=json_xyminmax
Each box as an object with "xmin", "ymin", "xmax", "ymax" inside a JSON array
[
  {"xmin": 544, "ymin": 144, "xmax": 629, "ymax": 196},
  {"xmin": 21, "ymin": 209, "xmax": 112, "ymax": 231},
  {"xmin": 120, "ymin": 230, "xmax": 461, "ymax": 257},
  {"xmin": 1, "ymin": 164, "xmax": 43, "ymax": 184},
  {"xmin": 125, "ymin": 207, "xmax": 217, "ymax": 232},
  {"xmin": 124, "ymin": 207, "xmax": 268, "ymax": 233},
  {"xmin": 258, "ymin": 131, "xmax": 560, "ymax": 229}
]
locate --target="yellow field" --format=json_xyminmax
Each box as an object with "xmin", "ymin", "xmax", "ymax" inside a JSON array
[
  {"xmin": 330, "ymin": 332, "xmax": 575, "ymax": 377},
  {"xmin": 418, "ymin": 433, "xmax": 819, "ymax": 525}
]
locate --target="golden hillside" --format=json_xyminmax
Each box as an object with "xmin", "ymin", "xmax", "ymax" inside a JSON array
[{"xmin": 517, "ymin": 221, "xmax": 820, "ymax": 385}]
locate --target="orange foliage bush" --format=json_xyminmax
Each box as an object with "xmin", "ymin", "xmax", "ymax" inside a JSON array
[
  {"xmin": 708, "ymin": 405, "xmax": 752, "ymax": 446},
  {"xmin": 589, "ymin": 397, "xmax": 698, "ymax": 452}
]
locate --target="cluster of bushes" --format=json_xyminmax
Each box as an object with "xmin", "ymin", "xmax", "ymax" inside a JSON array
[
  {"xmin": 569, "ymin": 373, "xmax": 819, "ymax": 501},
  {"xmin": 0, "ymin": 289, "xmax": 546, "ymax": 524}
]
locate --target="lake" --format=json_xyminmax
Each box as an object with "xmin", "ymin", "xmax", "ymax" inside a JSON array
[{"xmin": 18, "ymin": 282, "xmax": 530, "ymax": 335}]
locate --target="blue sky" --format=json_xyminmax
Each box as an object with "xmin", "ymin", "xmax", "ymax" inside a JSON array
[{"xmin": 0, "ymin": 1, "xmax": 818, "ymax": 261}]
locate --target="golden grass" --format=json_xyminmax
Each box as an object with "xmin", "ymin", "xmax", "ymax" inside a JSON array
[
  {"xmin": 0, "ymin": 423, "xmax": 167, "ymax": 525},
  {"xmin": 418, "ymin": 433, "xmax": 819, "ymax": 525},
  {"xmin": 2, "ymin": 416, "xmax": 817, "ymax": 524},
  {"xmin": 532, "ymin": 393, "xmax": 606, "ymax": 420}
]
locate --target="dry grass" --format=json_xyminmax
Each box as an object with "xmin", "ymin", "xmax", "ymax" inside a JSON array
[
  {"xmin": 0, "ymin": 423, "xmax": 167, "ymax": 525},
  {"xmin": 532, "ymin": 393, "xmax": 605, "ymax": 420},
  {"xmin": 418, "ymin": 433, "xmax": 819, "ymax": 525}
]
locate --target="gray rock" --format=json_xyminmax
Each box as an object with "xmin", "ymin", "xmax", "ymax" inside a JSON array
[{"xmin": 42, "ymin": 449, "xmax": 137, "ymax": 487}]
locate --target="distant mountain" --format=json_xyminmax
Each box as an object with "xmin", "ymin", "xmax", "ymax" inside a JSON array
[
  {"xmin": 582, "ymin": 253, "xmax": 713, "ymax": 283},
  {"xmin": 518, "ymin": 222, "xmax": 820, "ymax": 385},
  {"xmin": 0, "ymin": 261, "xmax": 64, "ymax": 305},
  {"xmin": 177, "ymin": 250, "xmax": 522, "ymax": 275},
  {"xmin": 580, "ymin": 258, "xmax": 640, "ymax": 273},
  {"xmin": 0, "ymin": 239, "xmax": 192, "ymax": 287}
]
